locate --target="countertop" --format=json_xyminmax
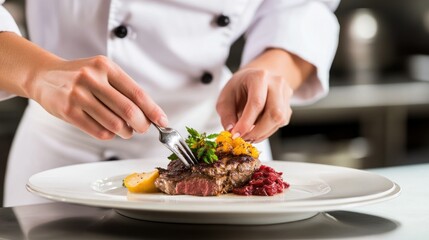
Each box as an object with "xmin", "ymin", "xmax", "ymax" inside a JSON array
[{"xmin": 0, "ymin": 163, "xmax": 428, "ymax": 240}]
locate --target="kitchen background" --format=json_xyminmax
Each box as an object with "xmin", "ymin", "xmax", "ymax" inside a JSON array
[{"xmin": 1, "ymin": 0, "xmax": 429, "ymax": 206}]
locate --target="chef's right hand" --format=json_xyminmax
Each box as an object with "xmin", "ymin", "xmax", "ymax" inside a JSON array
[{"xmin": 29, "ymin": 55, "xmax": 168, "ymax": 140}]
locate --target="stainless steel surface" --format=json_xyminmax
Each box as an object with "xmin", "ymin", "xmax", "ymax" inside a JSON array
[
  {"xmin": 295, "ymin": 80, "xmax": 429, "ymax": 110},
  {"xmin": 0, "ymin": 205, "xmax": 398, "ymax": 240},
  {"xmin": 1, "ymin": 163, "xmax": 428, "ymax": 239},
  {"xmin": 271, "ymin": 80, "xmax": 429, "ymax": 168},
  {"xmin": 408, "ymin": 55, "xmax": 429, "ymax": 82},
  {"xmin": 335, "ymin": 8, "xmax": 394, "ymax": 84},
  {"xmin": 152, "ymin": 123, "xmax": 197, "ymax": 167}
]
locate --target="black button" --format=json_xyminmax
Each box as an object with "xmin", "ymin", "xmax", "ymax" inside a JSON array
[
  {"xmin": 113, "ymin": 25, "xmax": 128, "ymax": 38},
  {"xmin": 201, "ymin": 72, "xmax": 213, "ymax": 84},
  {"xmin": 104, "ymin": 156, "xmax": 120, "ymax": 161},
  {"xmin": 216, "ymin": 14, "xmax": 230, "ymax": 27}
]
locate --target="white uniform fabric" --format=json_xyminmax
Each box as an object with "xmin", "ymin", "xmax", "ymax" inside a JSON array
[{"xmin": 0, "ymin": 0, "xmax": 339, "ymax": 207}]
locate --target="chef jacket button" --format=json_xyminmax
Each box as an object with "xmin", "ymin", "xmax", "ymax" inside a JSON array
[
  {"xmin": 104, "ymin": 156, "xmax": 120, "ymax": 161},
  {"xmin": 201, "ymin": 72, "xmax": 213, "ymax": 84},
  {"xmin": 113, "ymin": 25, "xmax": 128, "ymax": 38},
  {"xmin": 216, "ymin": 14, "xmax": 230, "ymax": 27}
]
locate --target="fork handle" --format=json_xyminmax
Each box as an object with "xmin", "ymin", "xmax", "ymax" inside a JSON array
[{"xmin": 150, "ymin": 120, "xmax": 163, "ymax": 132}]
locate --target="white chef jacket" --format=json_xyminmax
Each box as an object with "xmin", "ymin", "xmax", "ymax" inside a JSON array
[{"xmin": 0, "ymin": 0, "xmax": 339, "ymax": 207}]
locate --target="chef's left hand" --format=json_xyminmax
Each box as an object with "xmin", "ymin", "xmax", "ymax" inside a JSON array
[{"xmin": 216, "ymin": 68, "xmax": 293, "ymax": 143}]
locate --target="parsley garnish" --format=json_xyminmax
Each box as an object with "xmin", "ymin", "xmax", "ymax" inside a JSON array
[{"xmin": 168, "ymin": 127, "xmax": 219, "ymax": 164}]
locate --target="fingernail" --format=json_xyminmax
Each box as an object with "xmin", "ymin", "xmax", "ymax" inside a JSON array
[
  {"xmin": 158, "ymin": 116, "xmax": 168, "ymax": 127},
  {"xmin": 226, "ymin": 124, "xmax": 234, "ymax": 131},
  {"xmin": 118, "ymin": 132, "xmax": 131, "ymax": 139},
  {"xmin": 232, "ymin": 132, "xmax": 241, "ymax": 139}
]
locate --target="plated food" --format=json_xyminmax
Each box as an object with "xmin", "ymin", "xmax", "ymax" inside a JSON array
[{"xmin": 123, "ymin": 128, "xmax": 289, "ymax": 196}]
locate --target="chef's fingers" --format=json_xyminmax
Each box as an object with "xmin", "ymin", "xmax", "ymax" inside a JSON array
[
  {"xmin": 242, "ymin": 108, "xmax": 290, "ymax": 143},
  {"xmin": 91, "ymin": 82, "xmax": 150, "ymax": 134},
  {"xmin": 65, "ymin": 108, "xmax": 115, "ymax": 140},
  {"xmin": 106, "ymin": 61, "xmax": 168, "ymax": 128},
  {"xmin": 231, "ymin": 72, "xmax": 268, "ymax": 138},
  {"xmin": 73, "ymin": 57, "xmax": 149, "ymax": 133},
  {"xmin": 80, "ymin": 90, "xmax": 134, "ymax": 139},
  {"xmin": 242, "ymin": 77, "xmax": 292, "ymax": 142},
  {"xmin": 216, "ymin": 94, "xmax": 238, "ymax": 131}
]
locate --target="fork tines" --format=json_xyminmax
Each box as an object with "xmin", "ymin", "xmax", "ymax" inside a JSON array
[
  {"xmin": 177, "ymin": 138, "xmax": 198, "ymax": 166},
  {"xmin": 153, "ymin": 123, "xmax": 199, "ymax": 167}
]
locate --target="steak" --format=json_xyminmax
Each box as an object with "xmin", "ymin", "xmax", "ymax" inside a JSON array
[{"xmin": 154, "ymin": 154, "xmax": 261, "ymax": 196}]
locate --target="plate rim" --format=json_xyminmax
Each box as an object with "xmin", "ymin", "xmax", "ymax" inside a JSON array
[
  {"xmin": 26, "ymin": 182, "xmax": 401, "ymax": 213},
  {"xmin": 26, "ymin": 159, "xmax": 401, "ymax": 213}
]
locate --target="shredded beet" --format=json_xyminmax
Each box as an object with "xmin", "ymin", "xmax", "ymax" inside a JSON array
[{"xmin": 232, "ymin": 165, "xmax": 289, "ymax": 196}]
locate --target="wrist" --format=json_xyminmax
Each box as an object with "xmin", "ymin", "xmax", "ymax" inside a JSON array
[
  {"xmin": 22, "ymin": 48, "xmax": 63, "ymax": 100},
  {"xmin": 0, "ymin": 32, "xmax": 65, "ymax": 99},
  {"xmin": 241, "ymin": 48, "xmax": 315, "ymax": 90}
]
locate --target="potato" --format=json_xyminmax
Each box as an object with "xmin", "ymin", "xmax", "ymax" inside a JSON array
[{"xmin": 123, "ymin": 169, "xmax": 159, "ymax": 193}]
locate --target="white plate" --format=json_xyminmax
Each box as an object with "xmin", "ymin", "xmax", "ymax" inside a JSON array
[{"xmin": 27, "ymin": 159, "xmax": 400, "ymax": 225}]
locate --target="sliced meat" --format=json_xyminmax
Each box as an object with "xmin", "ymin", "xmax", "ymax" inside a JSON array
[{"xmin": 155, "ymin": 154, "xmax": 260, "ymax": 196}]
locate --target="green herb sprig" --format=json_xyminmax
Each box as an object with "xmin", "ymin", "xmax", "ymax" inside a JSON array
[{"xmin": 168, "ymin": 127, "xmax": 219, "ymax": 164}]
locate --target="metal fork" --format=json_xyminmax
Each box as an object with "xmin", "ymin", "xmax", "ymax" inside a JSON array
[{"xmin": 152, "ymin": 123, "xmax": 198, "ymax": 167}]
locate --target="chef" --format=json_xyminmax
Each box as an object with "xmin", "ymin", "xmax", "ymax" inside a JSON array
[{"xmin": 0, "ymin": 0, "xmax": 339, "ymax": 206}]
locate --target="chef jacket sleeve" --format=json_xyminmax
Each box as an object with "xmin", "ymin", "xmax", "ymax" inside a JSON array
[
  {"xmin": 0, "ymin": 1, "xmax": 22, "ymax": 100},
  {"xmin": 241, "ymin": 0, "xmax": 340, "ymax": 105}
]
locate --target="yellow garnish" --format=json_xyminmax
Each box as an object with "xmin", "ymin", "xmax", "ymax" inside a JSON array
[
  {"xmin": 123, "ymin": 169, "xmax": 159, "ymax": 193},
  {"xmin": 216, "ymin": 131, "xmax": 259, "ymax": 158}
]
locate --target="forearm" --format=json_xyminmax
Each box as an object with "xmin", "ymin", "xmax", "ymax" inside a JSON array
[
  {"xmin": 0, "ymin": 32, "xmax": 168, "ymax": 139},
  {"xmin": 0, "ymin": 32, "xmax": 61, "ymax": 98},
  {"xmin": 241, "ymin": 48, "xmax": 315, "ymax": 91}
]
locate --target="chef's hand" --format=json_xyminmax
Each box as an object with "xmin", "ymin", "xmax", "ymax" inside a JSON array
[
  {"xmin": 0, "ymin": 32, "xmax": 167, "ymax": 140},
  {"xmin": 216, "ymin": 68, "xmax": 293, "ymax": 143},
  {"xmin": 216, "ymin": 49, "xmax": 315, "ymax": 143},
  {"xmin": 31, "ymin": 56, "xmax": 168, "ymax": 140}
]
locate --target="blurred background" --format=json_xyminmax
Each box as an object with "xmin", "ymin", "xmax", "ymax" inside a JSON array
[{"xmin": 1, "ymin": 0, "xmax": 429, "ymax": 206}]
